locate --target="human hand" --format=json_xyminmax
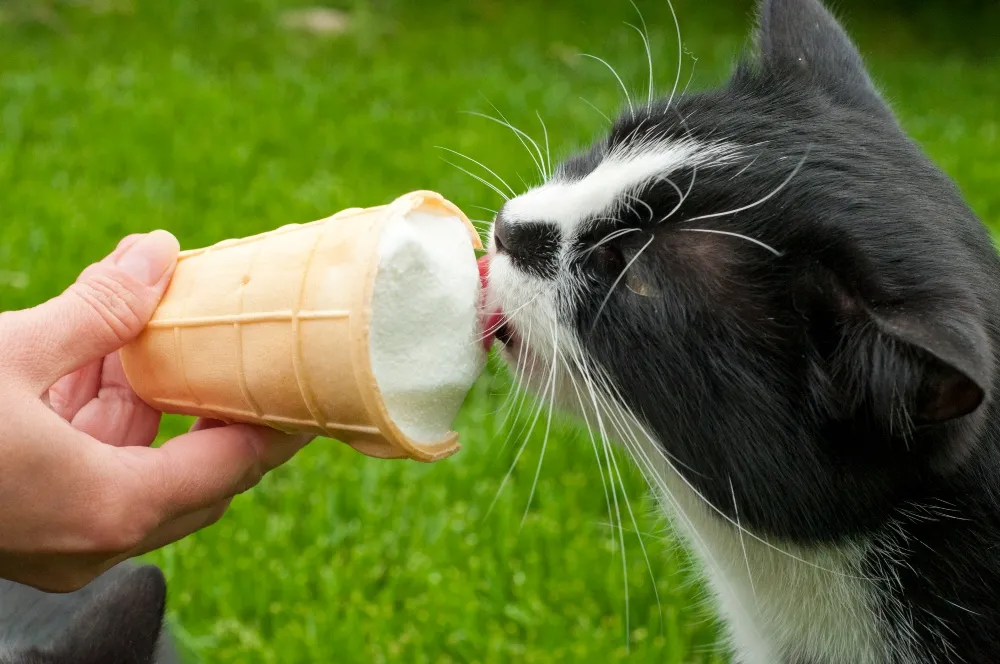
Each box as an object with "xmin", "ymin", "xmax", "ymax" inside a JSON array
[{"xmin": 0, "ymin": 231, "xmax": 313, "ymax": 592}]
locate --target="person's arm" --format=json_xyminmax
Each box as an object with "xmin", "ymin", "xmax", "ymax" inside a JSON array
[{"xmin": 0, "ymin": 231, "xmax": 312, "ymax": 593}]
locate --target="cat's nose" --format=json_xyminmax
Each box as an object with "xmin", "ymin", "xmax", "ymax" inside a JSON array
[
  {"xmin": 492, "ymin": 212, "xmax": 514, "ymax": 255},
  {"xmin": 492, "ymin": 213, "xmax": 561, "ymax": 279}
]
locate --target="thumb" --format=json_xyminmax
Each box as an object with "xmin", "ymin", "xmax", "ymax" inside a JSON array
[{"xmin": 1, "ymin": 231, "xmax": 180, "ymax": 392}]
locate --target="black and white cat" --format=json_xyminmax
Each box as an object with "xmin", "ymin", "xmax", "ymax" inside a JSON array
[{"xmin": 482, "ymin": 0, "xmax": 1000, "ymax": 662}]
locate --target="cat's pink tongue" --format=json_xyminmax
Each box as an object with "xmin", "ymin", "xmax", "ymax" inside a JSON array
[{"xmin": 479, "ymin": 255, "xmax": 501, "ymax": 351}]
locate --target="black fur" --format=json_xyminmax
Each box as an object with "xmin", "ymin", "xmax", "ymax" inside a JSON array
[
  {"xmin": 0, "ymin": 564, "xmax": 177, "ymax": 664},
  {"xmin": 497, "ymin": 0, "xmax": 1000, "ymax": 661}
]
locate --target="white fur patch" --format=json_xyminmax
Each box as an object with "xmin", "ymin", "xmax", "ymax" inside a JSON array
[{"xmin": 501, "ymin": 140, "xmax": 739, "ymax": 237}]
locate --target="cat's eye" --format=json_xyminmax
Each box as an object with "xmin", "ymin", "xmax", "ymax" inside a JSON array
[
  {"xmin": 625, "ymin": 271, "xmax": 658, "ymax": 297},
  {"xmin": 589, "ymin": 242, "xmax": 659, "ymax": 297}
]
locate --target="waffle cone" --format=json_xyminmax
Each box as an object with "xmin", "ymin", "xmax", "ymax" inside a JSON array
[{"xmin": 120, "ymin": 191, "xmax": 482, "ymax": 462}]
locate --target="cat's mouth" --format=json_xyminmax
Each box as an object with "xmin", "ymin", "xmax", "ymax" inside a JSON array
[{"xmin": 478, "ymin": 255, "xmax": 517, "ymax": 351}]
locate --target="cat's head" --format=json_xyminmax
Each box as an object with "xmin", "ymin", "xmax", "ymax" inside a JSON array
[
  {"xmin": 482, "ymin": 0, "xmax": 999, "ymax": 542},
  {"xmin": 1, "ymin": 565, "xmax": 172, "ymax": 664}
]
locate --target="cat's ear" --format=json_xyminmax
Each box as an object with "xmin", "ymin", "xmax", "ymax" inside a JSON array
[
  {"xmin": 867, "ymin": 308, "xmax": 989, "ymax": 425},
  {"xmin": 755, "ymin": 0, "xmax": 887, "ymax": 110},
  {"xmin": 799, "ymin": 268, "xmax": 991, "ymax": 435},
  {"xmin": 20, "ymin": 565, "xmax": 171, "ymax": 664}
]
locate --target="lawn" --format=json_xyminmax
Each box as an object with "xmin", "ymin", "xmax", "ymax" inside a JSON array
[{"xmin": 0, "ymin": 0, "xmax": 997, "ymax": 662}]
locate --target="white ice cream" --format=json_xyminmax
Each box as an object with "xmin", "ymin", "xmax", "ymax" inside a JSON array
[{"xmin": 369, "ymin": 210, "xmax": 485, "ymax": 443}]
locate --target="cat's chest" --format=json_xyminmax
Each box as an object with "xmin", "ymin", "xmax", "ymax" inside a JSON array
[{"xmin": 645, "ymin": 455, "xmax": 913, "ymax": 664}]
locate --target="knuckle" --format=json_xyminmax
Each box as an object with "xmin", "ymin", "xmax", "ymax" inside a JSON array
[
  {"xmin": 69, "ymin": 271, "xmax": 146, "ymax": 344},
  {"xmin": 224, "ymin": 425, "xmax": 267, "ymax": 496},
  {"xmin": 0, "ymin": 310, "xmax": 27, "ymax": 369}
]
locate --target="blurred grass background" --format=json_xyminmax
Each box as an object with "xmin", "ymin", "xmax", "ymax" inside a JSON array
[{"xmin": 0, "ymin": 0, "xmax": 997, "ymax": 662}]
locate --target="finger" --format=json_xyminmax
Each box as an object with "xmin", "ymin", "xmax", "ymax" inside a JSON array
[
  {"xmin": 48, "ymin": 361, "xmax": 103, "ymax": 421},
  {"xmin": 68, "ymin": 352, "xmax": 162, "ymax": 447},
  {"xmin": 0, "ymin": 231, "xmax": 180, "ymax": 393},
  {"xmin": 70, "ymin": 388, "xmax": 163, "ymax": 448},
  {"xmin": 105, "ymin": 233, "xmax": 145, "ymax": 263},
  {"xmin": 189, "ymin": 417, "xmax": 228, "ymax": 433},
  {"xmin": 108, "ymin": 424, "xmax": 313, "ymax": 522}
]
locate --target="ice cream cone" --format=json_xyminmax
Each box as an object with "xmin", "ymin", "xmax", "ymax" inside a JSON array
[{"xmin": 120, "ymin": 191, "xmax": 483, "ymax": 463}]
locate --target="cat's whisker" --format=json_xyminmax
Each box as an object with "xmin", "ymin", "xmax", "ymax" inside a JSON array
[
  {"xmin": 678, "ymin": 228, "xmax": 782, "ymax": 257},
  {"xmin": 489, "ymin": 318, "xmax": 559, "ymax": 521},
  {"xmin": 584, "ymin": 359, "xmax": 706, "ymax": 479},
  {"xmin": 475, "ymin": 294, "xmax": 544, "ymax": 346},
  {"xmin": 653, "ymin": 174, "xmax": 686, "ymax": 224},
  {"xmin": 467, "ymin": 220, "xmax": 493, "ymax": 244},
  {"xmin": 441, "ymin": 158, "xmax": 510, "ymax": 202},
  {"xmin": 486, "ymin": 320, "xmax": 539, "ymax": 498},
  {"xmin": 665, "ymin": 0, "xmax": 684, "ymax": 110},
  {"xmin": 482, "ymin": 355, "xmax": 519, "ymax": 417},
  {"xmin": 604, "ymin": 408, "xmax": 658, "ymax": 649},
  {"xmin": 522, "ymin": 321, "xmax": 561, "ymax": 528},
  {"xmin": 536, "ymin": 111, "xmax": 553, "ymax": 178},
  {"xmin": 680, "ymin": 48, "xmax": 699, "ymax": 98},
  {"xmin": 626, "ymin": 0, "xmax": 654, "ymax": 108},
  {"xmin": 593, "ymin": 521, "xmax": 661, "ymax": 540},
  {"xmin": 435, "ymin": 146, "xmax": 517, "ymax": 198},
  {"xmin": 582, "ymin": 364, "xmax": 633, "ymax": 646},
  {"xmin": 654, "ymin": 114, "xmax": 700, "ymax": 225},
  {"xmin": 680, "ymin": 147, "xmax": 811, "ymax": 225},
  {"xmin": 509, "ymin": 327, "xmax": 561, "ymax": 530},
  {"xmin": 501, "ymin": 327, "xmax": 538, "ymax": 451},
  {"xmin": 579, "ymin": 53, "xmax": 635, "ymax": 118},
  {"xmin": 589, "ymin": 233, "xmax": 656, "ymax": 334},
  {"xmin": 493, "ymin": 324, "xmax": 539, "ymax": 457},
  {"xmin": 486, "ymin": 333, "xmax": 547, "ymax": 519},
  {"xmin": 580, "ymin": 228, "xmax": 641, "ymax": 260},
  {"xmin": 729, "ymin": 153, "xmax": 761, "ymax": 181},
  {"xmin": 730, "ymin": 476, "xmax": 758, "ymax": 605},
  {"xmin": 569, "ymin": 346, "xmax": 663, "ymax": 640},
  {"xmin": 563, "ymin": 351, "xmax": 616, "ymax": 557},
  {"xmin": 623, "ymin": 193, "xmax": 654, "ymax": 223},
  {"xmin": 579, "ymin": 97, "xmax": 613, "ymax": 126},
  {"xmin": 469, "ymin": 204, "xmax": 499, "ymax": 217},
  {"xmin": 468, "ymin": 103, "xmax": 549, "ymax": 182},
  {"xmin": 559, "ymin": 360, "xmax": 636, "ymax": 643},
  {"xmin": 484, "ymin": 100, "xmax": 550, "ymax": 181},
  {"xmin": 579, "ymin": 228, "xmax": 642, "ymax": 261}
]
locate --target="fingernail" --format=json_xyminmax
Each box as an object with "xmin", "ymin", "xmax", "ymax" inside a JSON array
[
  {"xmin": 115, "ymin": 230, "xmax": 180, "ymax": 285},
  {"xmin": 115, "ymin": 233, "xmax": 143, "ymax": 252}
]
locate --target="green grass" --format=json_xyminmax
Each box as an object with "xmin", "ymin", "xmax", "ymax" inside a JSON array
[{"xmin": 1, "ymin": 1, "xmax": 997, "ymax": 662}]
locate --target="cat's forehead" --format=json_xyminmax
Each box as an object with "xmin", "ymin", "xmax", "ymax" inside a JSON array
[{"xmin": 502, "ymin": 133, "xmax": 741, "ymax": 235}]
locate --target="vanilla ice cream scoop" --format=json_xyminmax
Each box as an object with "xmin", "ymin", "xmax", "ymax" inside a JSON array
[{"xmin": 120, "ymin": 191, "xmax": 486, "ymax": 462}]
